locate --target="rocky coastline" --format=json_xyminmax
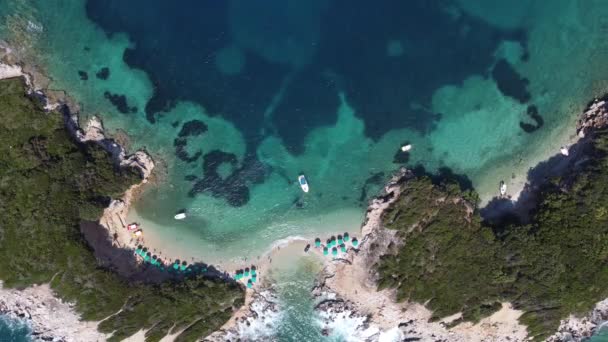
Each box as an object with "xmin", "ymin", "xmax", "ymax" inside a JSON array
[
  {"xmin": 0, "ymin": 44, "xmax": 154, "ymax": 341},
  {"xmin": 310, "ymin": 168, "xmax": 528, "ymax": 342},
  {"xmin": 308, "ymin": 94, "xmax": 608, "ymax": 342}
]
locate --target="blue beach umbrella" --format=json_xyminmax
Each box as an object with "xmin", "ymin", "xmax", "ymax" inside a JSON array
[
  {"xmin": 338, "ymin": 234, "xmax": 343, "ymax": 245},
  {"xmin": 332, "ymin": 247, "xmax": 338, "ymax": 257},
  {"xmin": 343, "ymin": 232, "xmax": 350, "ymax": 242},
  {"xmin": 323, "ymin": 247, "xmax": 328, "ymax": 256},
  {"xmin": 247, "ymin": 279, "xmax": 253, "ymax": 288},
  {"xmin": 244, "ymin": 267, "xmax": 250, "ymax": 277},
  {"xmin": 352, "ymin": 238, "xmax": 359, "ymax": 247},
  {"xmin": 315, "ymin": 238, "xmax": 321, "ymax": 247},
  {"xmin": 251, "ymin": 266, "xmax": 257, "ymax": 276},
  {"xmin": 341, "ymin": 244, "xmax": 347, "ymax": 253}
]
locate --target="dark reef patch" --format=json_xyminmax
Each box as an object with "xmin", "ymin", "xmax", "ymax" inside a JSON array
[
  {"xmin": 520, "ymin": 105, "xmax": 544, "ymax": 133},
  {"xmin": 78, "ymin": 70, "xmax": 88, "ymax": 81},
  {"xmin": 173, "ymin": 120, "xmax": 209, "ymax": 163},
  {"xmin": 491, "ymin": 59, "xmax": 530, "ymax": 103},
  {"xmin": 188, "ymin": 150, "xmax": 250, "ymax": 207},
  {"xmin": 178, "ymin": 120, "xmax": 208, "ymax": 138},
  {"xmin": 173, "ymin": 138, "xmax": 201, "ymax": 163},
  {"xmin": 104, "ymin": 91, "xmax": 137, "ymax": 114},
  {"xmin": 96, "ymin": 67, "xmax": 110, "ymax": 80},
  {"xmin": 359, "ymin": 172, "xmax": 386, "ymax": 202}
]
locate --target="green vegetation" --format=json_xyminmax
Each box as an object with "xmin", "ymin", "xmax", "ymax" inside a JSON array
[
  {"xmin": 377, "ymin": 128, "xmax": 608, "ymax": 340},
  {"xmin": 0, "ymin": 77, "xmax": 244, "ymax": 341}
]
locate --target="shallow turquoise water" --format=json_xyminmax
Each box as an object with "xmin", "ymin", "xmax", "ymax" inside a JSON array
[{"xmin": 4, "ymin": 0, "xmax": 608, "ymax": 340}]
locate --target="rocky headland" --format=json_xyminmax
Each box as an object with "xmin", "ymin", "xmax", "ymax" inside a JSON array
[{"xmin": 309, "ymin": 95, "xmax": 608, "ymax": 342}]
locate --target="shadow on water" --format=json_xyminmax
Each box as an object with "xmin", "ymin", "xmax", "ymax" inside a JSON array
[
  {"xmin": 409, "ymin": 164, "xmax": 474, "ymax": 192},
  {"xmin": 480, "ymin": 134, "xmax": 599, "ymax": 233},
  {"xmin": 80, "ymin": 220, "xmax": 238, "ymax": 285}
]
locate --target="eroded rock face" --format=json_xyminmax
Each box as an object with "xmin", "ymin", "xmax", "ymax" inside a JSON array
[
  {"xmin": 76, "ymin": 115, "xmax": 155, "ymax": 180},
  {"xmin": 204, "ymin": 289, "xmax": 281, "ymax": 342},
  {"xmin": 577, "ymin": 97, "xmax": 608, "ymax": 137},
  {"xmin": 548, "ymin": 298, "xmax": 608, "ymax": 342},
  {"xmin": 0, "ymin": 282, "xmax": 107, "ymax": 342}
]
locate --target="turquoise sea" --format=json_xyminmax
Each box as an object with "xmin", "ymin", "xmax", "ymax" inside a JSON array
[
  {"xmin": 3, "ymin": 0, "xmax": 608, "ymax": 340},
  {"xmin": 0, "ymin": 315, "xmax": 31, "ymax": 342}
]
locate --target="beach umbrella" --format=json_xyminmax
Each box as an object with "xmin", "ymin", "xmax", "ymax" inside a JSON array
[
  {"xmin": 352, "ymin": 238, "xmax": 359, "ymax": 247},
  {"xmin": 343, "ymin": 232, "xmax": 350, "ymax": 242},
  {"xmin": 247, "ymin": 280, "xmax": 252, "ymax": 289},
  {"xmin": 323, "ymin": 247, "xmax": 328, "ymax": 256},
  {"xmin": 332, "ymin": 247, "xmax": 338, "ymax": 256},
  {"xmin": 326, "ymin": 238, "xmax": 331, "ymax": 246},
  {"xmin": 338, "ymin": 235, "xmax": 343, "ymax": 245},
  {"xmin": 341, "ymin": 244, "xmax": 347, "ymax": 253},
  {"xmin": 251, "ymin": 276, "xmax": 256, "ymax": 283},
  {"xmin": 315, "ymin": 238, "xmax": 321, "ymax": 247},
  {"xmin": 251, "ymin": 266, "xmax": 257, "ymax": 276},
  {"xmin": 244, "ymin": 267, "xmax": 250, "ymax": 277}
]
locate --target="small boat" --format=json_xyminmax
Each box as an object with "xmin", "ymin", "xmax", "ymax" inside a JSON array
[
  {"xmin": 127, "ymin": 223, "xmax": 139, "ymax": 231},
  {"xmin": 174, "ymin": 210, "xmax": 187, "ymax": 220},
  {"xmin": 298, "ymin": 175, "xmax": 309, "ymax": 193},
  {"xmin": 560, "ymin": 146, "xmax": 569, "ymax": 156},
  {"xmin": 500, "ymin": 181, "xmax": 507, "ymax": 196},
  {"xmin": 401, "ymin": 144, "xmax": 412, "ymax": 152}
]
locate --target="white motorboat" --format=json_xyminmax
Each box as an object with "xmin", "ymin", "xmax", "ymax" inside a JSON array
[
  {"xmin": 499, "ymin": 181, "xmax": 507, "ymax": 196},
  {"xmin": 560, "ymin": 146, "xmax": 569, "ymax": 156},
  {"xmin": 401, "ymin": 144, "xmax": 412, "ymax": 152},
  {"xmin": 174, "ymin": 211, "xmax": 187, "ymax": 220},
  {"xmin": 298, "ymin": 175, "xmax": 309, "ymax": 193}
]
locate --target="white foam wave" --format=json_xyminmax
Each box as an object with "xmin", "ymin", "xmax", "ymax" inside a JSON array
[{"xmin": 224, "ymin": 290, "xmax": 282, "ymax": 341}]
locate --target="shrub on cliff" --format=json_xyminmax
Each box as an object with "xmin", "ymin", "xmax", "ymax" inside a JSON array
[
  {"xmin": 377, "ymin": 128, "xmax": 608, "ymax": 340},
  {"xmin": 0, "ymin": 77, "xmax": 244, "ymax": 341}
]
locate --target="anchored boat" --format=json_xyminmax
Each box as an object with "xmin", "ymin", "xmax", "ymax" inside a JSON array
[
  {"xmin": 500, "ymin": 181, "xmax": 507, "ymax": 197},
  {"xmin": 298, "ymin": 175, "xmax": 309, "ymax": 193}
]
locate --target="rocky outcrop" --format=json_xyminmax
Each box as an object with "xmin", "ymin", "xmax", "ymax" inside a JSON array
[
  {"xmin": 547, "ymin": 299, "xmax": 608, "ymax": 342},
  {"xmin": 70, "ymin": 114, "xmax": 155, "ymax": 180},
  {"xmin": 204, "ymin": 289, "xmax": 281, "ymax": 341},
  {"xmin": 577, "ymin": 96, "xmax": 608, "ymax": 138},
  {"xmin": 0, "ymin": 46, "xmax": 154, "ymax": 342},
  {"xmin": 0, "ymin": 282, "xmax": 106, "ymax": 342}
]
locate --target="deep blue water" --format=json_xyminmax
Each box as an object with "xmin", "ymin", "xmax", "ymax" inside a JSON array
[{"xmin": 85, "ymin": 0, "xmax": 528, "ymax": 207}]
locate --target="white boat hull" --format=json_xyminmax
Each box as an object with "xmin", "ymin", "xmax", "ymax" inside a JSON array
[{"xmin": 298, "ymin": 175, "xmax": 309, "ymax": 193}]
